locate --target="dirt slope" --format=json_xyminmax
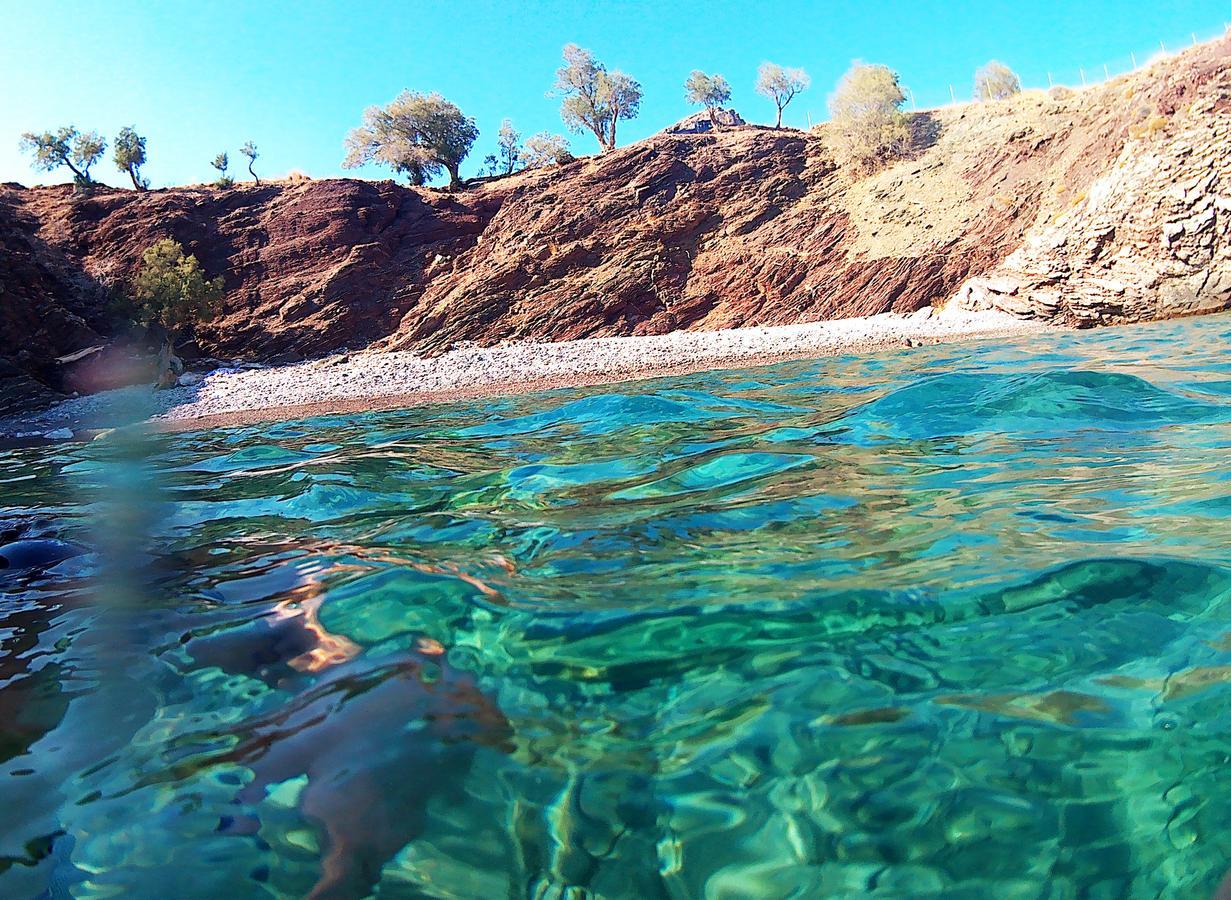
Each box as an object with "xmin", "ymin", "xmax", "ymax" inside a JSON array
[{"xmin": 2, "ymin": 35, "xmax": 1228, "ymax": 413}]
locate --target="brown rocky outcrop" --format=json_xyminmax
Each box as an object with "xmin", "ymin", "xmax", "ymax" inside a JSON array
[
  {"xmin": 2, "ymin": 35, "xmax": 1228, "ymax": 415},
  {"xmin": 953, "ymin": 40, "xmax": 1231, "ymax": 323}
]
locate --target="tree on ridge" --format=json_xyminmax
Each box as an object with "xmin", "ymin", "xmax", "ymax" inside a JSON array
[
  {"xmin": 113, "ymin": 126, "xmax": 149, "ymax": 190},
  {"xmin": 19, "ymin": 126, "xmax": 106, "ymax": 188},
  {"xmin": 343, "ymin": 90, "xmax": 478, "ymax": 189},
  {"xmin": 483, "ymin": 119, "xmax": 521, "ymax": 176},
  {"xmin": 684, "ymin": 71, "xmax": 733, "ymax": 128},
  {"xmin": 553, "ymin": 44, "xmax": 642, "ymax": 152},
  {"xmin": 240, "ymin": 141, "xmax": 261, "ymax": 185},
  {"xmin": 211, "ymin": 152, "xmax": 233, "ymax": 187},
  {"xmin": 522, "ymin": 133, "xmax": 572, "ymax": 168},
  {"xmin": 974, "ymin": 61, "xmax": 1022, "ymax": 101},
  {"xmin": 826, "ymin": 62, "xmax": 911, "ymax": 174},
  {"xmin": 756, "ymin": 63, "xmax": 810, "ymax": 128}
]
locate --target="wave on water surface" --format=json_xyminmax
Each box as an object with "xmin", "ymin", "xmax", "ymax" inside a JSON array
[{"xmin": 4, "ymin": 315, "xmax": 1231, "ymax": 897}]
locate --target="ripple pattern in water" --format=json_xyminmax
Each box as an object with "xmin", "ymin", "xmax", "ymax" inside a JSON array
[{"xmin": 4, "ymin": 315, "xmax": 1231, "ymax": 897}]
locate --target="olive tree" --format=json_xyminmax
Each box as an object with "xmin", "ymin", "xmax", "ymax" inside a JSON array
[
  {"xmin": 19, "ymin": 126, "xmax": 106, "ymax": 187},
  {"xmin": 522, "ymin": 133, "xmax": 572, "ymax": 168},
  {"xmin": 211, "ymin": 152, "xmax": 233, "ymax": 187},
  {"xmin": 826, "ymin": 62, "xmax": 910, "ymax": 174},
  {"xmin": 113, "ymin": 126, "xmax": 149, "ymax": 190},
  {"xmin": 974, "ymin": 61, "xmax": 1022, "ymax": 101},
  {"xmin": 755, "ymin": 63, "xmax": 809, "ymax": 128},
  {"xmin": 553, "ymin": 44, "xmax": 642, "ymax": 152},
  {"xmin": 343, "ymin": 91, "xmax": 478, "ymax": 188},
  {"xmin": 684, "ymin": 71, "xmax": 733, "ymax": 128},
  {"xmin": 130, "ymin": 239, "xmax": 224, "ymax": 387},
  {"xmin": 483, "ymin": 119, "xmax": 521, "ymax": 176},
  {"xmin": 240, "ymin": 141, "xmax": 260, "ymax": 185}
]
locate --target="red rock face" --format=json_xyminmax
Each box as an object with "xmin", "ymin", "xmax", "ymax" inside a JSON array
[
  {"xmin": 388, "ymin": 129, "xmax": 1030, "ymax": 355},
  {"xmin": 0, "ymin": 189, "xmax": 111, "ymax": 414},
  {"xmin": 8, "ymin": 179, "xmax": 495, "ymax": 362},
  {"xmin": 4, "ymin": 129, "xmax": 1034, "ymax": 371}
]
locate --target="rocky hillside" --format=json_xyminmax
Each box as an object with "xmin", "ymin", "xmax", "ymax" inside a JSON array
[
  {"xmin": 2, "ymin": 35, "xmax": 1228, "ymax": 413},
  {"xmin": 954, "ymin": 46, "xmax": 1230, "ymax": 321}
]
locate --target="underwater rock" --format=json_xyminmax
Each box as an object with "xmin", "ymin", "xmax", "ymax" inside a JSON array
[
  {"xmin": 0, "ymin": 539, "xmax": 85, "ymax": 571},
  {"xmin": 208, "ymin": 654, "xmax": 513, "ymax": 899}
]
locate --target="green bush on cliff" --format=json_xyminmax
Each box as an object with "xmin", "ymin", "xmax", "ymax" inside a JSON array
[
  {"xmin": 130, "ymin": 239, "xmax": 224, "ymax": 386},
  {"xmin": 553, "ymin": 44, "xmax": 642, "ymax": 152},
  {"xmin": 685, "ymin": 71, "xmax": 733, "ymax": 128},
  {"xmin": 522, "ymin": 133, "xmax": 573, "ymax": 168},
  {"xmin": 19, "ymin": 126, "xmax": 106, "ymax": 189},
  {"xmin": 975, "ymin": 61, "xmax": 1022, "ymax": 101},
  {"xmin": 342, "ymin": 90, "xmax": 478, "ymax": 189},
  {"xmin": 826, "ymin": 62, "xmax": 910, "ymax": 174}
]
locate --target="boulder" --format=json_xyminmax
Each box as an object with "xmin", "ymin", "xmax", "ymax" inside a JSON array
[{"xmin": 664, "ymin": 108, "xmax": 746, "ymax": 134}]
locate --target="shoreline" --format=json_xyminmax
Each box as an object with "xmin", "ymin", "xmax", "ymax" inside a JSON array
[{"xmin": 4, "ymin": 308, "xmax": 1046, "ymax": 437}]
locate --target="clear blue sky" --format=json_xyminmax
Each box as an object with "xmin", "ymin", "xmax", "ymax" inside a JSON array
[{"xmin": 2, "ymin": 0, "xmax": 1227, "ymax": 188}]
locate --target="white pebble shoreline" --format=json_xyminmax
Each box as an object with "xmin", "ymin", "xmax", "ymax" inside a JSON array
[{"xmin": 8, "ymin": 307, "xmax": 1044, "ymax": 435}]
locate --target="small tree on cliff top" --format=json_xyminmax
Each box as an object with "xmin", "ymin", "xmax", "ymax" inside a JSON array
[
  {"xmin": 211, "ymin": 152, "xmax": 233, "ymax": 187},
  {"xmin": 827, "ymin": 62, "xmax": 910, "ymax": 174},
  {"xmin": 553, "ymin": 44, "xmax": 642, "ymax": 152},
  {"xmin": 685, "ymin": 71, "xmax": 733, "ymax": 127},
  {"xmin": 130, "ymin": 239, "xmax": 224, "ymax": 386},
  {"xmin": 113, "ymin": 126, "xmax": 149, "ymax": 190},
  {"xmin": 240, "ymin": 140, "xmax": 260, "ymax": 185},
  {"xmin": 482, "ymin": 119, "xmax": 521, "ymax": 176},
  {"xmin": 756, "ymin": 63, "xmax": 809, "ymax": 128},
  {"xmin": 19, "ymin": 126, "xmax": 106, "ymax": 188},
  {"xmin": 343, "ymin": 90, "xmax": 478, "ymax": 189},
  {"xmin": 974, "ymin": 61, "xmax": 1022, "ymax": 101}
]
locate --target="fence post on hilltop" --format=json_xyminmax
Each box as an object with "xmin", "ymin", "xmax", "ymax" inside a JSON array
[
  {"xmin": 1080, "ymin": 67, "xmax": 1086, "ymax": 86},
  {"xmin": 1160, "ymin": 40, "xmax": 1167, "ymax": 53},
  {"xmin": 1104, "ymin": 63, "xmax": 1109, "ymax": 80},
  {"xmin": 949, "ymin": 84, "xmax": 956, "ymax": 104},
  {"xmin": 1130, "ymin": 51, "xmax": 1137, "ymax": 69},
  {"xmin": 1192, "ymin": 32, "xmax": 1198, "ymax": 45},
  {"xmin": 1047, "ymin": 71, "xmax": 1054, "ymax": 88}
]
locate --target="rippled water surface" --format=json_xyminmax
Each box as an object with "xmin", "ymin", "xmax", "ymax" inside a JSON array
[{"xmin": 5, "ymin": 314, "xmax": 1231, "ymax": 898}]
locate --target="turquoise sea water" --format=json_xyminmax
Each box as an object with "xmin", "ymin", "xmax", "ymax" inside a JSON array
[{"xmin": 4, "ymin": 314, "xmax": 1231, "ymax": 898}]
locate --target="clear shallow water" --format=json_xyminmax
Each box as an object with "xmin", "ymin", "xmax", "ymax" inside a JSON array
[{"xmin": 4, "ymin": 315, "xmax": 1231, "ymax": 898}]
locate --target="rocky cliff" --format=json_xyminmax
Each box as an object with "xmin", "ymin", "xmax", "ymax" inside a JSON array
[{"xmin": 2, "ymin": 35, "xmax": 1228, "ymax": 413}]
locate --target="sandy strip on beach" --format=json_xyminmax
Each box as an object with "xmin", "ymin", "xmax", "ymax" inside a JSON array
[{"xmin": 10, "ymin": 307, "xmax": 1047, "ymax": 436}]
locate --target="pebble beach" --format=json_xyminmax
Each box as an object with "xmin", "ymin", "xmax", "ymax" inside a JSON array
[{"xmin": 4, "ymin": 306, "xmax": 1044, "ymax": 437}]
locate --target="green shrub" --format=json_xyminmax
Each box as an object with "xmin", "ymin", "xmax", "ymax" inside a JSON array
[
  {"xmin": 826, "ymin": 63, "xmax": 910, "ymax": 174},
  {"xmin": 974, "ymin": 61, "xmax": 1022, "ymax": 101}
]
